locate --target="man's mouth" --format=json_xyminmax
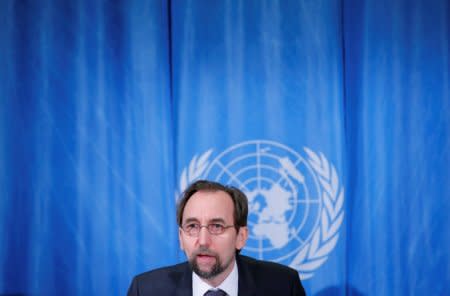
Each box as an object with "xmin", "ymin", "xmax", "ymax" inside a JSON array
[
  {"xmin": 197, "ymin": 253, "xmax": 213, "ymax": 258},
  {"xmin": 195, "ymin": 252, "xmax": 217, "ymax": 264}
]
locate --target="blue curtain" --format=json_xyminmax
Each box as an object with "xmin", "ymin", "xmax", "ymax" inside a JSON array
[
  {"xmin": 1, "ymin": 0, "xmax": 449, "ymax": 295},
  {"xmin": 344, "ymin": 1, "xmax": 450, "ymax": 294}
]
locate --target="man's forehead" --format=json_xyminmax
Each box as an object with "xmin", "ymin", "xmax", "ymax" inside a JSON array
[
  {"xmin": 186, "ymin": 189, "xmax": 233, "ymax": 204},
  {"xmin": 183, "ymin": 216, "xmax": 226, "ymax": 223},
  {"xmin": 182, "ymin": 190, "xmax": 234, "ymax": 218}
]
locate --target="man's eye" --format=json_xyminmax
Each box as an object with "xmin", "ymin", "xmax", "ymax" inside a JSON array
[
  {"xmin": 186, "ymin": 223, "xmax": 199, "ymax": 230},
  {"xmin": 210, "ymin": 224, "xmax": 224, "ymax": 231}
]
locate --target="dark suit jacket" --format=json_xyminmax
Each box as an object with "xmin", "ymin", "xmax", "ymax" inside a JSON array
[{"xmin": 127, "ymin": 255, "xmax": 306, "ymax": 296}]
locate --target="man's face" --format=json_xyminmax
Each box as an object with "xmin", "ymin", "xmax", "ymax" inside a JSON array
[{"xmin": 179, "ymin": 190, "xmax": 248, "ymax": 285}]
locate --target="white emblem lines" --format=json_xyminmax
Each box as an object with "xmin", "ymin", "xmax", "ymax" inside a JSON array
[{"xmin": 177, "ymin": 140, "xmax": 344, "ymax": 280}]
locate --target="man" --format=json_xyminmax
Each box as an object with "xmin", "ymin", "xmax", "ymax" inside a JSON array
[{"xmin": 127, "ymin": 180, "xmax": 306, "ymax": 296}]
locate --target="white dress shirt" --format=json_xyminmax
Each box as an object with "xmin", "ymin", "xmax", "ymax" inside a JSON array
[{"xmin": 192, "ymin": 260, "xmax": 238, "ymax": 296}]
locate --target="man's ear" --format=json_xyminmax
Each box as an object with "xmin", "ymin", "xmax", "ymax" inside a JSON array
[
  {"xmin": 178, "ymin": 228, "xmax": 185, "ymax": 250},
  {"xmin": 235, "ymin": 226, "xmax": 248, "ymax": 250}
]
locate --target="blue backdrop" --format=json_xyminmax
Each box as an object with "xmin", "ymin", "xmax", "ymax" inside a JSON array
[{"xmin": 1, "ymin": 0, "xmax": 449, "ymax": 295}]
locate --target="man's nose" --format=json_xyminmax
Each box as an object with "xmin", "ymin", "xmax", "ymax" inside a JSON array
[{"xmin": 197, "ymin": 226, "xmax": 212, "ymax": 246}]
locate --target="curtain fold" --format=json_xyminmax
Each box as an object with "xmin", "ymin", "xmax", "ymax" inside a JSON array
[
  {"xmin": 172, "ymin": 1, "xmax": 346, "ymax": 293},
  {"xmin": 1, "ymin": 1, "xmax": 177, "ymax": 295},
  {"xmin": 344, "ymin": 1, "xmax": 450, "ymax": 294}
]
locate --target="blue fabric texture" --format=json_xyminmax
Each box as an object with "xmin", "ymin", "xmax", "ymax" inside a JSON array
[{"xmin": 0, "ymin": 0, "xmax": 449, "ymax": 295}]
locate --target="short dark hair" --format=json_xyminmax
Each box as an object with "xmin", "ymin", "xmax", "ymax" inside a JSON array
[{"xmin": 176, "ymin": 180, "xmax": 248, "ymax": 231}]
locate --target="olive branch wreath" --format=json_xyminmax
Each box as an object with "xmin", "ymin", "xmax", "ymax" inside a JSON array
[
  {"xmin": 176, "ymin": 149, "xmax": 214, "ymax": 199},
  {"xmin": 290, "ymin": 148, "xmax": 345, "ymax": 280}
]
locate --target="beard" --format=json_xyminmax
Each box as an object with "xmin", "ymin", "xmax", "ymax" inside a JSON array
[{"xmin": 189, "ymin": 247, "xmax": 233, "ymax": 279}]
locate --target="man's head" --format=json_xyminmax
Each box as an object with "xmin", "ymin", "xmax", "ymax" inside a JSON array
[{"xmin": 177, "ymin": 180, "xmax": 249, "ymax": 286}]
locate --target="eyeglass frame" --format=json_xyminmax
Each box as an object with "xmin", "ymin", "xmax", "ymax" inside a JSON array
[{"xmin": 180, "ymin": 222, "xmax": 236, "ymax": 236}]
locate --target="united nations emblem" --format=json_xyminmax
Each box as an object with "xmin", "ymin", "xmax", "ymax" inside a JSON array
[{"xmin": 177, "ymin": 140, "xmax": 344, "ymax": 280}]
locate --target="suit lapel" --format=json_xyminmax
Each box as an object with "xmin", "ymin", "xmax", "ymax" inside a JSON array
[
  {"xmin": 236, "ymin": 255, "xmax": 257, "ymax": 296},
  {"xmin": 174, "ymin": 262, "xmax": 193, "ymax": 296}
]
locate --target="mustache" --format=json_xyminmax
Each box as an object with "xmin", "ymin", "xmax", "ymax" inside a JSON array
[{"xmin": 192, "ymin": 246, "xmax": 218, "ymax": 257}]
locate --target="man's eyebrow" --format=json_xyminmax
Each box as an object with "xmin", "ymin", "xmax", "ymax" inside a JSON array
[
  {"xmin": 209, "ymin": 218, "xmax": 227, "ymax": 224},
  {"xmin": 182, "ymin": 217, "xmax": 228, "ymax": 224},
  {"xmin": 183, "ymin": 217, "xmax": 199, "ymax": 224}
]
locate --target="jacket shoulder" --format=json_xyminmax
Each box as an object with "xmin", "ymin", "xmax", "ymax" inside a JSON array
[
  {"xmin": 127, "ymin": 262, "xmax": 191, "ymax": 296},
  {"xmin": 239, "ymin": 255, "xmax": 298, "ymax": 276},
  {"xmin": 237, "ymin": 255, "xmax": 306, "ymax": 295}
]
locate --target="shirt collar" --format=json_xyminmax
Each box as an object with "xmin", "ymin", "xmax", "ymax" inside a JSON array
[{"xmin": 192, "ymin": 260, "xmax": 238, "ymax": 296}]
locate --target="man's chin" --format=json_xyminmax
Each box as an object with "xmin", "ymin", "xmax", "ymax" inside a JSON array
[
  {"xmin": 194, "ymin": 268, "xmax": 216, "ymax": 279},
  {"xmin": 190, "ymin": 257, "xmax": 223, "ymax": 279}
]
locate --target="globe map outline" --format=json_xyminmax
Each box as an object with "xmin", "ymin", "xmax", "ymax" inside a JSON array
[{"xmin": 203, "ymin": 140, "xmax": 322, "ymax": 263}]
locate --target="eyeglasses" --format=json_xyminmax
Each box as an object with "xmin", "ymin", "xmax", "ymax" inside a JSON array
[{"xmin": 181, "ymin": 222, "xmax": 235, "ymax": 236}]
